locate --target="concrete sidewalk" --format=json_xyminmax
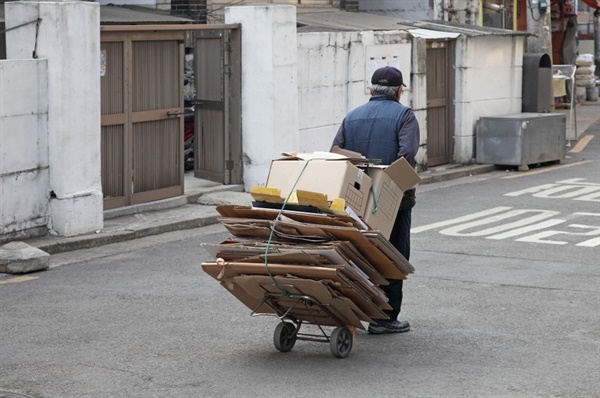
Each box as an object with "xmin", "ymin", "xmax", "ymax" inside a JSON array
[{"xmin": 20, "ymin": 100, "xmax": 600, "ymax": 256}]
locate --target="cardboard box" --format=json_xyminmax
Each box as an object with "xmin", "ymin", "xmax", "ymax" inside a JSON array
[
  {"xmin": 265, "ymin": 154, "xmax": 372, "ymax": 217},
  {"xmin": 362, "ymin": 157, "xmax": 421, "ymax": 239}
]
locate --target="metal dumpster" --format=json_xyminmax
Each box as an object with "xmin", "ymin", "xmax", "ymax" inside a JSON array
[{"xmin": 476, "ymin": 113, "xmax": 566, "ymax": 168}]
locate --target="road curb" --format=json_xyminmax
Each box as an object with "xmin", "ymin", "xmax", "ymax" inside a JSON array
[
  {"xmin": 34, "ymin": 215, "xmax": 220, "ymax": 255},
  {"xmin": 419, "ymin": 164, "xmax": 497, "ymax": 185}
]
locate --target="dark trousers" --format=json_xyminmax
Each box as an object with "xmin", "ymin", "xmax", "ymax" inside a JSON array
[{"xmin": 379, "ymin": 207, "xmax": 411, "ymax": 321}]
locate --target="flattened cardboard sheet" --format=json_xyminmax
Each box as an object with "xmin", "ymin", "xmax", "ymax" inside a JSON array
[
  {"xmin": 248, "ymin": 219, "xmax": 405, "ymax": 279},
  {"xmin": 214, "ymin": 218, "xmax": 409, "ymax": 279},
  {"xmin": 318, "ymin": 226, "xmax": 406, "ymax": 280},
  {"xmin": 201, "ymin": 261, "xmax": 388, "ymax": 319},
  {"xmin": 330, "ymin": 146, "xmax": 381, "ymax": 165},
  {"xmin": 217, "ymin": 204, "xmax": 364, "ymax": 229},
  {"xmin": 233, "ymin": 275, "xmax": 367, "ymax": 329},
  {"xmin": 363, "ymin": 232, "xmax": 415, "ymax": 275},
  {"xmin": 217, "ymin": 280, "xmax": 277, "ymax": 315},
  {"xmin": 204, "ymin": 237, "xmax": 389, "ymax": 287},
  {"xmin": 201, "ymin": 262, "xmax": 222, "ymax": 280},
  {"xmin": 334, "ymin": 241, "xmax": 389, "ymax": 286},
  {"xmin": 219, "ymin": 217, "xmax": 273, "ymax": 239}
]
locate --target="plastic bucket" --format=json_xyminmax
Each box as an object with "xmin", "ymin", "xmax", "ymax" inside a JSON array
[{"xmin": 587, "ymin": 87, "xmax": 599, "ymax": 101}]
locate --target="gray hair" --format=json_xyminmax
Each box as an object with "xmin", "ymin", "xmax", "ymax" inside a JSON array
[{"xmin": 371, "ymin": 84, "xmax": 401, "ymax": 99}]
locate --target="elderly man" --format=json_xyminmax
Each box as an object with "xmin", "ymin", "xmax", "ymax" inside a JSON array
[{"xmin": 331, "ymin": 65, "xmax": 420, "ymax": 334}]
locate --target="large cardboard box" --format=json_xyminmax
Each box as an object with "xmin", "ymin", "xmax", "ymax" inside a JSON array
[
  {"xmin": 362, "ymin": 157, "xmax": 421, "ymax": 239},
  {"xmin": 265, "ymin": 154, "xmax": 372, "ymax": 216}
]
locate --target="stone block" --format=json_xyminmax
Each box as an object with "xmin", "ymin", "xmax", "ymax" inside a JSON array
[{"xmin": 0, "ymin": 242, "xmax": 50, "ymax": 274}]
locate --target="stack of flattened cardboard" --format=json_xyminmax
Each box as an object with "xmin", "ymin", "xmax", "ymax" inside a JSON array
[{"xmin": 201, "ymin": 204, "xmax": 415, "ymax": 331}]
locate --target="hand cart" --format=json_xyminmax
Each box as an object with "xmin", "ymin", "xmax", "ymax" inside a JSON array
[{"xmin": 251, "ymin": 283, "xmax": 357, "ymax": 358}]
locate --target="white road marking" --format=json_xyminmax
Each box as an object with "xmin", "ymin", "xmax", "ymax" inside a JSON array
[
  {"xmin": 504, "ymin": 183, "xmax": 561, "ymax": 197},
  {"xmin": 414, "ymin": 179, "xmax": 600, "ymax": 246},
  {"xmin": 486, "ymin": 219, "xmax": 566, "ymax": 240},
  {"xmin": 411, "ymin": 207, "xmax": 511, "ymax": 234},
  {"xmin": 504, "ymin": 179, "xmax": 600, "ymax": 202},
  {"xmin": 533, "ymin": 186, "xmax": 600, "ymax": 199},
  {"xmin": 555, "ymin": 178, "xmax": 600, "ymax": 186},
  {"xmin": 516, "ymin": 223, "xmax": 600, "ymax": 246},
  {"xmin": 413, "ymin": 208, "xmax": 600, "ymax": 247},
  {"xmin": 439, "ymin": 209, "xmax": 559, "ymax": 237}
]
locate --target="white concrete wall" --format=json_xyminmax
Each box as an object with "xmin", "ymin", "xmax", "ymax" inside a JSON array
[
  {"xmin": 294, "ymin": 25, "xmax": 523, "ymax": 167},
  {"xmin": 454, "ymin": 35, "xmax": 524, "ymax": 163},
  {"xmin": 295, "ymin": 30, "xmax": 425, "ymax": 159},
  {"xmin": 5, "ymin": 1, "xmax": 103, "ymax": 237},
  {"xmin": 0, "ymin": 59, "xmax": 49, "ymax": 242},
  {"xmin": 411, "ymin": 36, "xmax": 428, "ymax": 169},
  {"xmin": 359, "ymin": 0, "xmax": 431, "ymax": 21},
  {"xmin": 227, "ymin": 4, "xmax": 532, "ymax": 183},
  {"xmin": 224, "ymin": 5, "xmax": 430, "ymax": 188},
  {"xmin": 225, "ymin": 5, "xmax": 299, "ymax": 191},
  {"xmin": 97, "ymin": 0, "xmax": 157, "ymax": 6}
]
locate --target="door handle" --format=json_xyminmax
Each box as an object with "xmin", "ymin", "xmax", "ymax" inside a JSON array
[{"xmin": 167, "ymin": 111, "xmax": 185, "ymax": 116}]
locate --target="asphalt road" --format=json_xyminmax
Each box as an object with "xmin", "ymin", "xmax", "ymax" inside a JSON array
[{"xmin": 1, "ymin": 123, "xmax": 598, "ymax": 398}]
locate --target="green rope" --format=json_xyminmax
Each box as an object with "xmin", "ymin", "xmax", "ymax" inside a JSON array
[{"xmin": 263, "ymin": 158, "xmax": 322, "ymax": 298}]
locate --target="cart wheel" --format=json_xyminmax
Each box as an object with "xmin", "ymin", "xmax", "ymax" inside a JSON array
[
  {"xmin": 273, "ymin": 322, "xmax": 296, "ymax": 352},
  {"xmin": 330, "ymin": 326, "xmax": 353, "ymax": 358}
]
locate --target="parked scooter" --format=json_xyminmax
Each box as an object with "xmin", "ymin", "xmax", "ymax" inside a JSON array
[
  {"xmin": 183, "ymin": 70, "xmax": 196, "ymax": 171},
  {"xmin": 183, "ymin": 96, "xmax": 195, "ymax": 171}
]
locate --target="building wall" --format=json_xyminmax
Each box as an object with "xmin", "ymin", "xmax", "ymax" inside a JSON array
[
  {"xmin": 3, "ymin": 1, "xmax": 103, "ymax": 239},
  {"xmin": 454, "ymin": 34, "xmax": 524, "ymax": 163},
  {"xmin": 225, "ymin": 4, "xmax": 523, "ymax": 189},
  {"xmin": 359, "ymin": 0, "xmax": 432, "ymax": 21},
  {"xmin": 96, "ymin": 0, "xmax": 157, "ymax": 7},
  {"xmin": 0, "ymin": 59, "xmax": 49, "ymax": 243},
  {"xmin": 296, "ymin": 30, "xmax": 426, "ymax": 161},
  {"xmin": 225, "ymin": 5, "xmax": 427, "ymax": 190},
  {"xmin": 225, "ymin": 5, "xmax": 300, "ymax": 191},
  {"xmin": 295, "ymin": 28, "xmax": 523, "ymax": 167}
]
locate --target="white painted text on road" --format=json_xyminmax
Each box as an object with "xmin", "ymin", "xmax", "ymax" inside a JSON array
[{"xmin": 413, "ymin": 207, "xmax": 599, "ymax": 247}]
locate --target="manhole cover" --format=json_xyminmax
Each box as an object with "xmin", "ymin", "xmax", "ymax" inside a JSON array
[{"xmin": 0, "ymin": 391, "xmax": 34, "ymax": 398}]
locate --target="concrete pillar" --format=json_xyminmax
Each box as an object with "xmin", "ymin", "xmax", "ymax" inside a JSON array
[
  {"xmin": 595, "ymin": 12, "xmax": 600, "ymax": 78},
  {"xmin": 526, "ymin": 6, "xmax": 552, "ymax": 58},
  {"xmin": 225, "ymin": 5, "xmax": 299, "ymax": 191},
  {"xmin": 6, "ymin": 0, "xmax": 103, "ymax": 236}
]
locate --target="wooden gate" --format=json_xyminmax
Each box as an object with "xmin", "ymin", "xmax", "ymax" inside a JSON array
[
  {"xmin": 100, "ymin": 30, "xmax": 185, "ymax": 210},
  {"xmin": 426, "ymin": 40, "xmax": 455, "ymax": 167},
  {"xmin": 193, "ymin": 27, "xmax": 242, "ymax": 184}
]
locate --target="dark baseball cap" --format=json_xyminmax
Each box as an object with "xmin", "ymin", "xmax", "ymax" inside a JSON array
[{"xmin": 371, "ymin": 66, "xmax": 406, "ymax": 87}]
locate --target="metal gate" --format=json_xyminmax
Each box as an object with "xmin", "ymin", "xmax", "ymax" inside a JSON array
[
  {"xmin": 426, "ymin": 40, "xmax": 455, "ymax": 167},
  {"xmin": 193, "ymin": 27, "xmax": 242, "ymax": 184},
  {"xmin": 100, "ymin": 30, "xmax": 185, "ymax": 210}
]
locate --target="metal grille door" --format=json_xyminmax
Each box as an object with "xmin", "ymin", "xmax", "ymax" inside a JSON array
[
  {"xmin": 194, "ymin": 28, "xmax": 242, "ymax": 184},
  {"xmin": 101, "ymin": 31, "xmax": 184, "ymax": 209},
  {"xmin": 426, "ymin": 41, "xmax": 455, "ymax": 167}
]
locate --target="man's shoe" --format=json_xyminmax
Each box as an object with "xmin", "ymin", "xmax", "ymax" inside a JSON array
[{"xmin": 367, "ymin": 319, "xmax": 410, "ymax": 334}]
